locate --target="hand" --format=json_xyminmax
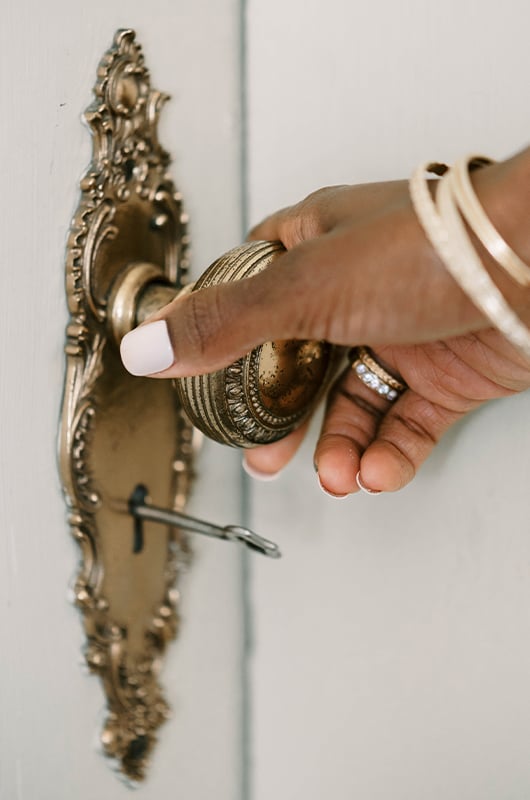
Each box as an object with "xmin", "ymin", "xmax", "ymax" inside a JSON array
[
  {"xmin": 252, "ymin": 330, "xmax": 530, "ymax": 495},
  {"xmin": 120, "ymin": 151, "xmax": 530, "ymax": 492},
  {"xmin": 241, "ymin": 159, "xmax": 530, "ymax": 493},
  {"xmin": 140, "ymin": 180, "xmax": 488, "ymax": 377}
]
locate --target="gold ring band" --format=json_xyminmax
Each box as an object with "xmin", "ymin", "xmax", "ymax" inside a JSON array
[{"xmin": 349, "ymin": 347, "xmax": 406, "ymax": 401}]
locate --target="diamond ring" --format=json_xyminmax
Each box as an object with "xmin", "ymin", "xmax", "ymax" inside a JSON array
[{"xmin": 349, "ymin": 347, "xmax": 407, "ymax": 401}]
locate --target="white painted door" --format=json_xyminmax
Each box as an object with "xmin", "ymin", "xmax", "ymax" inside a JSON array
[
  {"xmin": 247, "ymin": 2, "xmax": 530, "ymax": 798},
  {"xmin": 0, "ymin": 4, "xmax": 246, "ymax": 798}
]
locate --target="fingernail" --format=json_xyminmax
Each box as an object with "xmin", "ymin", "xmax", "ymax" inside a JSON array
[
  {"xmin": 355, "ymin": 471, "xmax": 381, "ymax": 495},
  {"xmin": 120, "ymin": 320, "xmax": 174, "ymax": 376},
  {"xmin": 242, "ymin": 459, "xmax": 281, "ymax": 482},
  {"xmin": 318, "ymin": 475, "xmax": 348, "ymax": 499}
]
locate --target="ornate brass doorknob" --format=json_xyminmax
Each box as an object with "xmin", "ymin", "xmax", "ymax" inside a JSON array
[{"xmin": 109, "ymin": 239, "xmax": 337, "ymax": 447}]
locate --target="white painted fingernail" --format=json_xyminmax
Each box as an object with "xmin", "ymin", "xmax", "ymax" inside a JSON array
[
  {"xmin": 317, "ymin": 474, "xmax": 348, "ymax": 499},
  {"xmin": 120, "ymin": 320, "xmax": 174, "ymax": 376},
  {"xmin": 355, "ymin": 471, "xmax": 381, "ymax": 495},
  {"xmin": 242, "ymin": 459, "xmax": 281, "ymax": 482}
]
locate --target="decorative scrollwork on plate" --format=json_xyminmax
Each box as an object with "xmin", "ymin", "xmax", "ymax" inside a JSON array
[{"xmin": 58, "ymin": 29, "xmax": 194, "ymax": 782}]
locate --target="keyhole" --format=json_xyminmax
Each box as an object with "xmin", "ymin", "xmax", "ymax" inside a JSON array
[{"xmin": 129, "ymin": 484, "xmax": 149, "ymax": 554}]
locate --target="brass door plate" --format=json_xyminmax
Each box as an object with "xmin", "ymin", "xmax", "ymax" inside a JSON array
[{"xmin": 58, "ymin": 29, "xmax": 195, "ymax": 781}]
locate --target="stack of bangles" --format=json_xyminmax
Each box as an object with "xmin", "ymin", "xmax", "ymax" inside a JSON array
[{"xmin": 349, "ymin": 153, "xmax": 530, "ymax": 405}]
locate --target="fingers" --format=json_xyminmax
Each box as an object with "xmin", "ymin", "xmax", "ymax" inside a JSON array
[
  {"xmin": 120, "ymin": 241, "xmax": 327, "ymax": 378},
  {"xmin": 358, "ymin": 390, "xmax": 470, "ymax": 493},
  {"xmin": 314, "ymin": 366, "xmax": 390, "ymax": 497},
  {"xmin": 315, "ymin": 351, "xmax": 482, "ymax": 497},
  {"xmin": 247, "ymin": 190, "xmax": 337, "ymax": 247},
  {"xmin": 243, "ymin": 421, "xmax": 310, "ymax": 480},
  {"xmin": 247, "ymin": 182, "xmax": 409, "ymax": 247},
  {"xmin": 247, "ymin": 207, "xmax": 301, "ymax": 246}
]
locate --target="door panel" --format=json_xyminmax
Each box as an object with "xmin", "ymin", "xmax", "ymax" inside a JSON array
[
  {"xmin": 247, "ymin": 2, "xmax": 530, "ymax": 798},
  {"xmin": 0, "ymin": 4, "xmax": 244, "ymax": 798}
]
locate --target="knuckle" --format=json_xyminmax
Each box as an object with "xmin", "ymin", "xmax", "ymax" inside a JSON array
[
  {"xmin": 333, "ymin": 385, "xmax": 385, "ymax": 421},
  {"xmin": 384, "ymin": 396, "xmax": 457, "ymax": 454},
  {"xmin": 282, "ymin": 187, "xmax": 337, "ymax": 245},
  {"xmin": 183, "ymin": 287, "xmax": 224, "ymax": 359},
  {"xmin": 390, "ymin": 410, "xmax": 438, "ymax": 446}
]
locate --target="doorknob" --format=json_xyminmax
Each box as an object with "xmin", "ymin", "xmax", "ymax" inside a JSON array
[{"xmin": 109, "ymin": 239, "xmax": 337, "ymax": 447}]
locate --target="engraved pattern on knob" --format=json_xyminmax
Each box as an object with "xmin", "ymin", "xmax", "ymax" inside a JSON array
[{"xmin": 174, "ymin": 241, "xmax": 336, "ymax": 448}]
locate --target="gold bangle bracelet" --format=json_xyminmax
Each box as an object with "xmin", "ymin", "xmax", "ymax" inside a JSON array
[
  {"xmin": 451, "ymin": 155, "xmax": 530, "ymax": 287},
  {"xmin": 409, "ymin": 162, "xmax": 530, "ymax": 361}
]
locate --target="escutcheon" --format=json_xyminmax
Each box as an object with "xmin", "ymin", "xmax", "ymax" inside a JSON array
[{"xmin": 58, "ymin": 29, "xmax": 194, "ymax": 782}]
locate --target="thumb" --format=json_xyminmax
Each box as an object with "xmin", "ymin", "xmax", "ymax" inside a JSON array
[{"xmin": 120, "ymin": 244, "xmax": 319, "ymax": 378}]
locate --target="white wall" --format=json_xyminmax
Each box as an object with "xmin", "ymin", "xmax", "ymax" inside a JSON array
[
  {"xmin": 247, "ymin": 2, "xmax": 530, "ymax": 798},
  {"xmin": 0, "ymin": 3, "xmax": 245, "ymax": 798}
]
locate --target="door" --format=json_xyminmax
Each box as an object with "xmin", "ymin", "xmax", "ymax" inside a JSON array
[
  {"xmin": 247, "ymin": 1, "xmax": 530, "ymax": 798},
  {"xmin": 1, "ymin": 4, "xmax": 246, "ymax": 798}
]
